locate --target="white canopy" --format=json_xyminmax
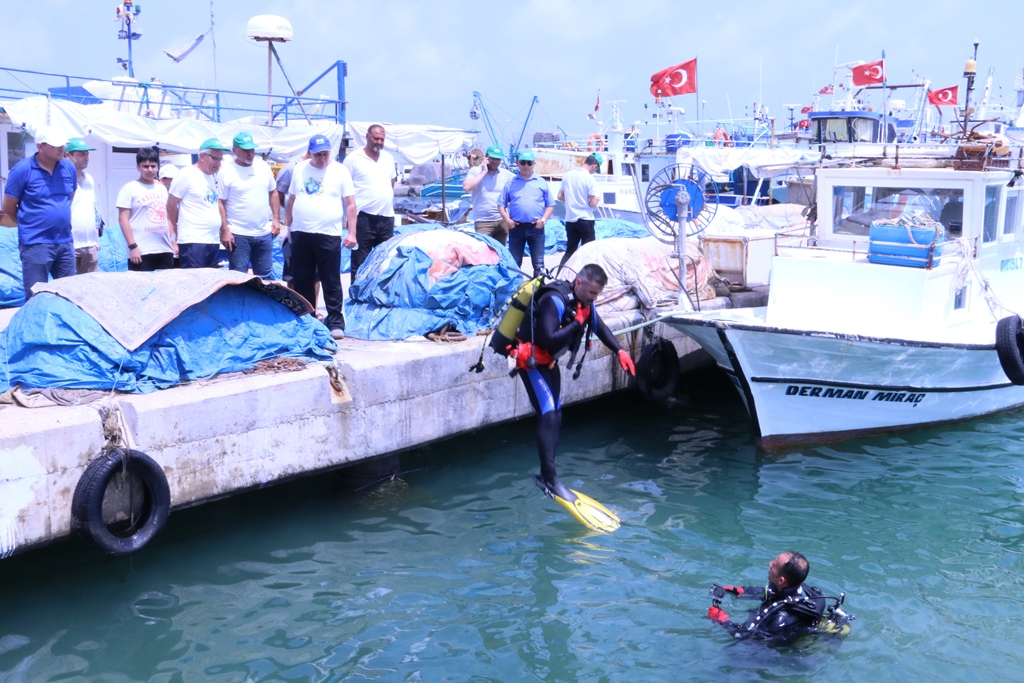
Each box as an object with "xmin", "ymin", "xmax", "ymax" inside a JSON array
[
  {"xmin": 1, "ymin": 95, "xmax": 342, "ymax": 159},
  {"xmin": 677, "ymin": 147, "xmax": 820, "ymax": 178},
  {"xmin": 348, "ymin": 121, "xmax": 478, "ymax": 166}
]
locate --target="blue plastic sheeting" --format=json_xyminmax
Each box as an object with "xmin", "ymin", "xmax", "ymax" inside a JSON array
[
  {"xmin": 0, "ymin": 228, "xmax": 23, "ymax": 308},
  {"xmin": 98, "ymin": 224, "xmax": 129, "ymax": 273},
  {"xmin": 0, "ymin": 285, "xmax": 336, "ymax": 393},
  {"xmin": 345, "ymin": 230, "xmax": 522, "ymax": 341},
  {"xmin": 526, "ymin": 218, "xmax": 650, "ymax": 256}
]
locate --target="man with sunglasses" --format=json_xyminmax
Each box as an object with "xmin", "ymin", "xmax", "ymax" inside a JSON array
[{"xmin": 498, "ymin": 150, "xmax": 554, "ymax": 276}]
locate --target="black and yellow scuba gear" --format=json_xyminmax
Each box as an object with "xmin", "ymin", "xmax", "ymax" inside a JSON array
[{"xmin": 709, "ymin": 583, "xmax": 854, "ymax": 640}]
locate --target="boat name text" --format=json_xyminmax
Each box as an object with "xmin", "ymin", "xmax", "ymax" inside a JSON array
[
  {"xmin": 1000, "ymin": 257, "xmax": 1024, "ymax": 272},
  {"xmin": 785, "ymin": 385, "xmax": 926, "ymax": 405}
]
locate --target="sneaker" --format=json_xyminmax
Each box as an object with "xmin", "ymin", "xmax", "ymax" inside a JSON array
[{"xmin": 330, "ymin": 328, "xmax": 345, "ymax": 340}]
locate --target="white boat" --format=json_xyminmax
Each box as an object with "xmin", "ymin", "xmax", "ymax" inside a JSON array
[{"xmin": 664, "ymin": 140, "xmax": 1024, "ymax": 447}]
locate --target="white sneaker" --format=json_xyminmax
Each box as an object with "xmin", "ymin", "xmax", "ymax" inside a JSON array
[{"xmin": 330, "ymin": 328, "xmax": 345, "ymax": 340}]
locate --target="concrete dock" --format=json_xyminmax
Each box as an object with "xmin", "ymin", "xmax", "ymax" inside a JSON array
[{"xmin": 0, "ymin": 289, "xmax": 763, "ymax": 558}]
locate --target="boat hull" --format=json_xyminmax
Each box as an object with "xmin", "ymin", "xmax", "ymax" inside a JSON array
[{"xmin": 666, "ymin": 311, "xmax": 1024, "ymax": 448}]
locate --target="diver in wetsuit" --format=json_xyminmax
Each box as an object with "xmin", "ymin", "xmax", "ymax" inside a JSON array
[
  {"xmin": 708, "ymin": 550, "xmax": 851, "ymax": 641},
  {"xmin": 512, "ymin": 263, "xmax": 635, "ymax": 506}
]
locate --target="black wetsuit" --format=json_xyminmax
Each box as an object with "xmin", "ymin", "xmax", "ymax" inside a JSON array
[
  {"xmin": 719, "ymin": 584, "xmax": 827, "ymax": 641},
  {"xmin": 515, "ymin": 284, "xmax": 621, "ymax": 494}
]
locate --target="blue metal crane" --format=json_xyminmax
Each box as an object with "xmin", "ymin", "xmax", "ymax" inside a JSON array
[
  {"xmin": 470, "ymin": 91, "xmax": 501, "ymax": 150},
  {"xmin": 510, "ymin": 96, "xmax": 539, "ymax": 161}
]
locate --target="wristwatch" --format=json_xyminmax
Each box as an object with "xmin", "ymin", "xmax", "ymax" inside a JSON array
[{"xmin": 128, "ymin": 243, "xmax": 138, "ymax": 250}]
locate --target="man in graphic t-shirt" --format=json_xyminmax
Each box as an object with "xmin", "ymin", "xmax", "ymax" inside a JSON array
[
  {"xmin": 116, "ymin": 146, "xmax": 175, "ymax": 271},
  {"xmin": 168, "ymin": 138, "xmax": 229, "ymax": 269},
  {"xmin": 65, "ymin": 137, "xmax": 103, "ymax": 274},
  {"xmin": 218, "ymin": 131, "xmax": 279, "ymax": 279},
  {"xmin": 286, "ymin": 134, "xmax": 357, "ymax": 340}
]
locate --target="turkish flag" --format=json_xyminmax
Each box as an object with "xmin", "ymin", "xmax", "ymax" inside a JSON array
[
  {"xmin": 850, "ymin": 60, "xmax": 885, "ymax": 86},
  {"xmin": 928, "ymin": 86, "xmax": 959, "ymax": 107},
  {"xmin": 650, "ymin": 58, "xmax": 697, "ymax": 97},
  {"xmin": 818, "ymin": 85, "xmax": 834, "ymax": 95},
  {"xmin": 800, "ymin": 105, "xmax": 813, "ymax": 114}
]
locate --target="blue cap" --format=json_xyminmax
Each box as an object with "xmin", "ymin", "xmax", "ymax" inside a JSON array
[{"xmin": 308, "ymin": 134, "xmax": 331, "ymax": 154}]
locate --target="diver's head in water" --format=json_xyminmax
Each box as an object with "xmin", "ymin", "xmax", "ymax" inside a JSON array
[
  {"xmin": 573, "ymin": 263, "xmax": 608, "ymax": 307},
  {"xmin": 768, "ymin": 550, "xmax": 809, "ymax": 591}
]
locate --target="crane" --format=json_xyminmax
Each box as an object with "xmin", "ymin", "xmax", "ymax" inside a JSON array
[{"xmin": 470, "ymin": 91, "xmax": 501, "ymax": 150}]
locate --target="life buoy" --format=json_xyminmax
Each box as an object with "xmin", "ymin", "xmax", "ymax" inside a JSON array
[
  {"xmin": 636, "ymin": 336, "xmax": 680, "ymax": 401},
  {"xmin": 71, "ymin": 448, "xmax": 171, "ymax": 555},
  {"xmin": 996, "ymin": 315, "xmax": 1024, "ymax": 385},
  {"xmin": 587, "ymin": 134, "xmax": 604, "ymax": 151},
  {"xmin": 712, "ymin": 127, "xmax": 734, "ymax": 147}
]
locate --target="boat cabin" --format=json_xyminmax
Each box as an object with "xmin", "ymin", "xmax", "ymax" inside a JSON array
[{"xmin": 809, "ymin": 111, "xmax": 896, "ymax": 144}]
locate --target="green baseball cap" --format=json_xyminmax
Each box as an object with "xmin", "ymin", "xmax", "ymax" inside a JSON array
[
  {"xmin": 518, "ymin": 149, "xmax": 536, "ymax": 162},
  {"xmin": 232, "ymin": 132, "xmax": 257, "ymax": 150},
  {"xmin": 65, "ymin": 137, "xmax": 95, "ymax": 152},
  {"xmin": 590, "ymin": 152, "xmax": 604, "ymax": 167},
  {"xmin": 486, "ymin": 145, "xmax": 504, "ymax": 159},
  {"xmin": 200, "ymin": 138, "xmax": 230, "ymax": 152}
]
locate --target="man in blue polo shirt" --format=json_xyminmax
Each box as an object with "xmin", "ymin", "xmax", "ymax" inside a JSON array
[
  {"xmin": 498, "ymin": 149, "xmax": 554, "ymax": 276},
  {"xmin": 2, "ymin": 125, "xmax": 78, "ymax": 300}
]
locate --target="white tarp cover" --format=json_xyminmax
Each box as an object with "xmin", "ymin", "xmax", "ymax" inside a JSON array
[
  {"xmin": 676, "ymin": 147, "xmax": 820, "ymax": 178},
  {"xmin": 348, "ymin": 121, "xmax": 477, "ymax": 166},
  {"xmin": 0, "ymin": 95, "xmax": 342, "ymax": 158}
]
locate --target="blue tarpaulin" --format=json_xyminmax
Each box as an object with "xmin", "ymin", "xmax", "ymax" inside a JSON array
[
  {"xmin": 344, "ymin": 228, "xmax": 522, "ymax": 341},
  {"xmin": 528, "ymin": 218, "xmax": 650, "ymax": 256},
  {"xmin": 0, "ymin": 229, "xmax": 23, "ymax": 308},
  {"xmin": 0, "ymin": 284, "xmax": 336, "ymax": 393}
]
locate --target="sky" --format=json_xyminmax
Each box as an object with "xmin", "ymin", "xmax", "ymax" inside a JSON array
[{"xmin": 3, "ymin": 0, "xmax": 1023, "ymax": 146}]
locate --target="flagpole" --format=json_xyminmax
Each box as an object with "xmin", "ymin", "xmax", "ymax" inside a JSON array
[
  {"xmin": 696, "ymin": 55, "xmax": 701, "ymax": 141},
  {"xmin": 210, "ymin": 0, "xmax": 219, "ymax": 91}
]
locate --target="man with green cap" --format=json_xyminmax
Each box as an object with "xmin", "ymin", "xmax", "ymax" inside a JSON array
[
  {"xmin": 498, "ymin": 149, "xmax": 554, "ymax": 276},
  {"xmin": 217, "ymin": 131, "xmax": 279, "ymax": 279},
  {"xmin": 462, "ymin": 145, "xmax": 514, "ymax": 245},
  {"xmin": 65, "ymin": 137, "xmax": 103, "ymax": 274},
  {"xmin": 557, "ymin": 153, "xmax": 602, "ymax": 267},
  {"xmin": 168, "ymin": 137, "xmax": 229, "ymax": 268}
]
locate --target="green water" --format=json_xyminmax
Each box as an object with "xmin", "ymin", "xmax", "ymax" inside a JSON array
[{"xmin": 2, "ymin": 371, "xmax": 1024, "ymax": 682}]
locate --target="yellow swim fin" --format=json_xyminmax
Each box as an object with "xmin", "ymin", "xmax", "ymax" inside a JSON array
[{"xmin": 553, "ymin": 489, "xmax": 621, "ymax": 533}]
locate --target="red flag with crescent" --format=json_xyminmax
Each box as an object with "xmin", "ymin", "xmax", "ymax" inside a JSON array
[
  {"xmin": 927, "ymin": 86, "xmax": 959, "ymax": 107},
  {"xmin": 818, "ymin": 85, "xmax": 834, "ymax": 95},
  {"xmin": 650, "ymin": 58, "xmax": 697, "ymax": 97},
  {"xmin": 800, "ymin": 105, "xmax": 813, "ymax": 114},
  {"xmin": 850, "ymin": 60, "xmax": 885, "ymax": 86}
]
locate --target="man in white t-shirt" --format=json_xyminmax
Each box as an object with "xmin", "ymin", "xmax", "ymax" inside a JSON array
[
  {"xmin": 116, "ymin": 147, "xmax": 175, "ymax": 271},
  {"xmin": 462, "ymin": 145, "xmax": 514, "ymax": 246},
  {"xmin": 65, "ymin": 138, "xmax": 103, "ymax": 273},
  {"xmin": 557, "ymin": 153, "xmax": 602, "ymax": 267},
  {"xmin": 218, "ymin": 131, "xmax": 279, "ymax": 279},
  {"xmin": 343, "ymin": 124, "xmax": 396, "ymax": 276},
  {"xmin": 286, "ymin": 134, "xmax": 357, "ymax": 339},
  {"xmin": 168, "ymin": 137, "xmax": 229, "ymax": 269}
]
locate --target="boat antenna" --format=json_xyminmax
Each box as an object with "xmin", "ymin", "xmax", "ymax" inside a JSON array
[
  {"xmin": 961, "ymin": 40, "xmax": 979, "ymax": 137},
  {"xmin": 115, "ymin": 1, "xmax": 142, "ymax": 78},
  {"xmin": 210, "ymin": 0, "xmax": 219, "ymax": 90}
]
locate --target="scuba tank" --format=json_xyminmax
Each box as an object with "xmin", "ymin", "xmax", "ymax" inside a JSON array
[{"xmin": 488, "ymin": 276, "xmax": 544, "ymax": 357}]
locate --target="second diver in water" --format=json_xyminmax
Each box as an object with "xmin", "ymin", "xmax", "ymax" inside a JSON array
[{"xmin": 512, "ymin": 263, "xmax": 635, "ymax": 531}]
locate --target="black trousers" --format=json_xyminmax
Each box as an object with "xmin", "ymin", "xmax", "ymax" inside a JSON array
[
  {"xmin": 350, "ymin": 211, "xmax": 395, "ymax": 277},
  {"xmin": 559, "ymin": 219, "xmax": 596, "ymax": 267},
  {"xmin": 290, "ymin": 231, "xmax": 345, "ymax": 331}
]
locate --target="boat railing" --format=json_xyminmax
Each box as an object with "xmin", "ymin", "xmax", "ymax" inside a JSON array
[
  {"xmin": 0, "ymin": 64, "xmax": 346, "ymax": 125},
  {"xmin": 775, "ymin": 227, "xmax": 975, "ymax": 264}
]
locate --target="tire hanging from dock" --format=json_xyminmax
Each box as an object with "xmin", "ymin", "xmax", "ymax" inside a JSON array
[
  {"xmin": 71, "ymin": 448, "xmax": 171, "ymax": 556},
  {"xmin": 636, "ymin": 336, "xmax": 680, "ymax": 401},
  {"xmin": 995, "ymin": 315, "xmax": 1024, "ymax": 385}
]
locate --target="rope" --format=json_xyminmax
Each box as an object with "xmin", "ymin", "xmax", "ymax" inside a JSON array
[{"xmin": 951, "ymin": 236, "xmax": 1014, "ymax": 321}]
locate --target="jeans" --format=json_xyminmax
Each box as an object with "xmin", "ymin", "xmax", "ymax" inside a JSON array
[
  {"xmin": 350, "ymin": 212, "xmax": 394, "ymax": 277},
  {"xmin": 20, "ymin": 241, "xmax": 75, "ymax": 300},
  {"xmin": 228, "ymin": 233, "xmax": 274, "ymax": 279},
  {"xmin": 508, "ymin": 222, "xmax": 546, "ymax": 276},
  {"xmin": 290, "ymin": 231, "xmax": 345, "ymax": 331},
  {"xmin": 559, "ymin": 219, "xmax": 596, "ymax": 267},
  {"xmin": 178, "ymin": 243, "xmax": 221, "ymax": 269}
]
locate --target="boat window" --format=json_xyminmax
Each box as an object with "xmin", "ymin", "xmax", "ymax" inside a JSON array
[
  {"xmin": 983, "ymin": 185, "xmax": 1000, "ymax": 243},
  {"xmin": 641, "ymin": 164, "xmax": 650, "ymax": 182},
  {"xmin": 1003, "ymin": 190, "xmax": 1022, "ymax": 237},
  {"xmin": 851, "ymin": 118, "xmax": 876, "ymax": 142},
  {"xmin": 603, "ymin": 192, "xmax": 616, "ymax": 205},
  {"xmin": 820, "ymin": 118, "xmax": 849, "ymax": 143},
  {"xmin": 622, "ymin": 163, "xmax": 633, "ymax": 177},
  {"xmin": 6, "ymin": 131, "xmax": 30, "ymax": 171},
  {"xmin": 954, "ymin": 283, "xmax": 968, "ymax": 310},
  {"xmin": 832, "ymin": 185, "xmax": 964, "ymax": 237}
]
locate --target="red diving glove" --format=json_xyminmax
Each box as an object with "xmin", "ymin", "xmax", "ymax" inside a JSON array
[
  {"xmin": 707, "ymin": 606, "xmax": 730, "ymax": 623},
  {"xmin": 573, "ymin": 303, "xmax": 590, "ymax": 324},
  {"xmin": 617, "ymin": 349, "xmax": 635, "ymax": 376},
  {"xmin": 722, "ymin": 585, "xmax": 744, "ymax": 596}
]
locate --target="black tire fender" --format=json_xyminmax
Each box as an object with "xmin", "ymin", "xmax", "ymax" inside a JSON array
[
  {"xmin": 636, "ymin": 336, "xmax": 680, "ymax": 401},
  {"xmin": 71, "ymin": 449, "xmax": 171, "ymax": 556},
  {"xmin": 996, "ymin": 315, "xmax": 1024, "ymax": 385}
]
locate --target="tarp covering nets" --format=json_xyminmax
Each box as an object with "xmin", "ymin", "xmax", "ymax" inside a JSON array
[
  {"xmin": 561, "ymin": 236, "xmax": 711, "ymax": 313},
  {"xmin": 0, "ymin": 270, "xmax": 335, "ymax": 393},
  {"xmin": 345, "ymin": 229, "xmax": 522, "ymax": 341},
  {"xmin": 531, "ymin": 218, "xmax": 649, "ymax": 256}
]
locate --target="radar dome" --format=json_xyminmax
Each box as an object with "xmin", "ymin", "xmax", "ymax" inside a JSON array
[{"xmin": 245, "ymin": 15, "xmax": 293, "ymax": 42}]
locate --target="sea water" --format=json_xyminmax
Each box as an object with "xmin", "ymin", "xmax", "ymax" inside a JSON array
[{"xmin": 1, "ymin": 370, "xmax": 1023, "ymax": 682}]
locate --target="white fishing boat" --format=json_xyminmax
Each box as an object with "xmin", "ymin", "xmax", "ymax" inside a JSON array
[{"xmin": 663, "ymin": 134, "xmax": 1024, "ymax": 447}]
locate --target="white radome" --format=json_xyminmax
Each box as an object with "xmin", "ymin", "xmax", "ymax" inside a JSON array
[{"xmin": 245, "ymin": 15, "xmax": 293, "ymax": 42}]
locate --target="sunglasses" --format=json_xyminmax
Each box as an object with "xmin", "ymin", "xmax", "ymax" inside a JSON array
[{"xmin": 518, "ymin": 160, "xmax": 534, "ymax": 165}]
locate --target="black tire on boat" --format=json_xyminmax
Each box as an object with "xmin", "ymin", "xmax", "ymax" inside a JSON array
[
  {"xmin": 996, "ymin": 315, "xmax": 1024, "ymax": 385},
  {"xmin": 71, "ymin": 449, "xmax": 171, "ymax": 556},
  {"xmin": 636, "ymin": 336, "xmax": 680, "ymax": 401}
]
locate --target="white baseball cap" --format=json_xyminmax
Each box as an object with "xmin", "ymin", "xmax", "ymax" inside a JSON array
[
  {"xmin": 35, "ymin": 125, "xmax": 69, "ymax": 147},
  {"xmin": 158, "ymin": 164, "xmax": 179, "ymax": 180}
]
